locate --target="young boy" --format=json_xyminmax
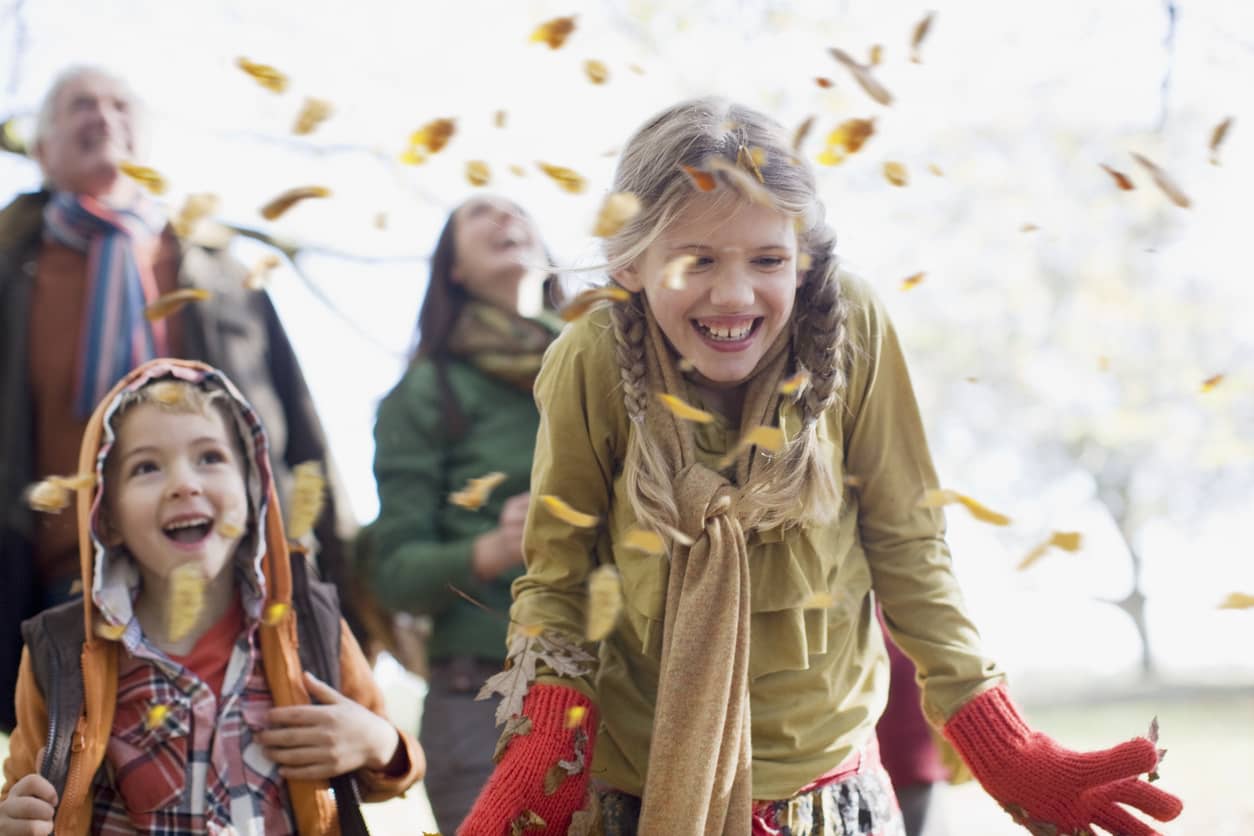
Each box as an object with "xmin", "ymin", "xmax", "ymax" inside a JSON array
[{"xmin": 0, "ymin": 360, "xmax": 424, "ymax": 835}]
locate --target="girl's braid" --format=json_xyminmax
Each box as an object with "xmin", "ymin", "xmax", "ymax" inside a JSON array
[{"xmin": 612, "ymin": 292, "xmax": 651, "ymax": 423}]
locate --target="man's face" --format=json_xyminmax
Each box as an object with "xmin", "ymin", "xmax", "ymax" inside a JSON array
[{"xmin": 36, "ymin": 71, "xmax": 137, "ymax": 197}]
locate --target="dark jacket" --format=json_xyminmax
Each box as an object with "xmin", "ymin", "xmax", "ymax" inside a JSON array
[{"xmin": 0, "ymin": 190, "xmax": 354, "ymax": 732}]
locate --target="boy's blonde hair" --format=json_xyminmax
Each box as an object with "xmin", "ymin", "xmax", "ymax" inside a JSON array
[{"xmin": 607, "ymin": 97, "xmax": 849, "ymax": 532}]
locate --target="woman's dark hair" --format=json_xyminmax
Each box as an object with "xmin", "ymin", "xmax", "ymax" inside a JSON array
[{"xmin": 404, "ymin": 201, "xmax": 562, "ymax": 439}]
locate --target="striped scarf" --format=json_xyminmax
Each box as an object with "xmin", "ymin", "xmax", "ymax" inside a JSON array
[{"xmin": 43, "ymin": 191, "xmax": 169, "ymax": 417}]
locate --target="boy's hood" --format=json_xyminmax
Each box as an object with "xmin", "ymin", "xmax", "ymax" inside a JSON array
[{"xmin": 73, "ymin": 359, "xmax": 297, "ymax": 640}]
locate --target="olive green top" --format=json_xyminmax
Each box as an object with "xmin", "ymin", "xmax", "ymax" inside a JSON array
[{"xmin": 511, "ymin": 274, "xmax": 1003, "ymax": 800}]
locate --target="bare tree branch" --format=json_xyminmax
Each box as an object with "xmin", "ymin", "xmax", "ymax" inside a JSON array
[{"xmin": 1157, "ymin": 0, "xmax": 1179, "ymax": 131}]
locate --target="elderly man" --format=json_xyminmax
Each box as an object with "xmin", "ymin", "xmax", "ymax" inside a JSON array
[{"xmin": 0, "ymin": 66, "xmax": 359, "ymax": 732}]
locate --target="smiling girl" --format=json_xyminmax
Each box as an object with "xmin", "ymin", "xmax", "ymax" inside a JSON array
[{"xmin": 460, "ymin": 99, "xmax": 1183, "ymax": 836}]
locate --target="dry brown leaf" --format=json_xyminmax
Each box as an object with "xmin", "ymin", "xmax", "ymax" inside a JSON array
[
  {"xmin": 1208, "ymin": 116, "xmax": 1233, "ymax": 165},
  {"xmin": 928, "ymin": 162, "xmax": 944, "ymax": 176},
  {"xmin": 900, "ymin": 271, "xmax": 926, "ymax": 291},
  {"xmin": 793, "ymin": 115, "xmax": 816, "ymax": 152},
  {"xmin": 657, "ymin": 393, "xmax": 714, "ymax": 424},
  {"xmin": 25, "ymin": 479, "xmax": 72, "ymax": 513},
  {"xmin": 537, "ymin": 162, "xmax": 586, "ymax": 193},
  {"xmin": 494, "ymin": 109, "xmax": 508, "ymax": 128},
  {"xmin": 172, "ymin": 193, "xmax": 220, "ymax": 239},
  {"xmin": 1130, "ymin": 152, "xmax": 1191, "ymax": 207},
  {"xmin": 244, "ymin": 253, "xmax": 282, "ymax": 290},
  {"xmin": 1017, "ymin": 530, "xmax": 1083, "ymax": 571},
  {"xmin": 509, "ymin": 810, "xmax": 546, "ymax": 835},
  {"xmin": 736, "ymin": 145, "xmax": 767, "ymax": 183},
  {"xmin": 94, "ymin": 620, "xmax": 127, "ymax": 641},
  {"xmin": 680, "ymin": 164, "xmax": 717, "ymax": 192},
  {"xmin": 567, "ymin": 787, "xmax": 602, "ymax": 836},
  {"xmin": 592, "ymin": 191, "xmax": 641, "ymax": 237},
  {"xmin": 450, "ymin": 471, "xmax": 508, "ymax": 511},
  {"xmin": 235, "ymin": 57, "xmax": 287, "ymax": 93},
  {"xmin": 706, "ymin": 156, "xmax": 775, "ymax": 205},
  {"xmin": 584, "ymin": 59, "xmax": 609, "ymax": 84},
  {"xmin": 779, "ymin": 369, "xmax": 811, "ymax": 396},
  {"xmin": 286, "ymin": 460, "xmax": 326, "ymax": 539},
  {"xmin": 544, "ymin": 727, "xmax": 588, "ymax": 794},
  {"xmin": 586, "ymin": 565, "xmax": 622, "ymax": 641},
  {"xmin": 1200, "ymin": 374, "xmax": 1224, "ymax": 393},
  {"xmin": 466, "ymin": 160, "xmax": 491, "ymax": 187},
  {"xmin": 1100, "ymin": 163, "xmax": 1135, "ymax": 191},
  {"xmin": 559, "ymin": 285, "xmax": 631, "ymax": 322},
  {"xmin": 817, "ymin": 118, "xmax": 875, "ymax": 166},
  {"xmin": 883, "ymin": 161, "xmax": 909, "ymax": 186},
  {"xmin": 828, "ymin": 47, "xmax": 894, "ymax": 105},
  {"xmin": 508, "ymin": 164, "xmax": 526, "ymax": 177},
  {"xmin": 1020, "ymin": 223, "xmax": 1039, "ymax": 233},
  {"xmin": 1218, "ymin": 592, "xmax": 1254, "ymax": 610},
  {"xmin": 622, "ymin": 527, "xmax": 666, "ymax": 556},
  {"xmin": 919, "ymin": 488, "xmax": 1012, "ymax": 526},
  {"xmin": 480, "ymin": 631, "xmax": 594, "ymax": 725},
  {"xmin": 815, "ymin": 76, "xmax": 834, "ymax": 89},
  {"xmin": 910, "ymin": 11, "xmax": 935, "ymax": 63},
  {"xmin": 540, "ymin": 495, "xmax": 599, "ymax": 528},
  {"xmin": 167, "ymin": 563, "xmax": 206, "ymax": 642},
  {"xmin": 259, "ymin": 186, "xmax": 331, "ymax": 220},
  {"xmin": 145, "ymin": 288, "xmax": 211, "ymax": 322},
  {"xmin": 118, "ymin": 161, "xmax": 166, "ymax": 195},
  {"xmin": 493, "ymin": 715, "xmax": 533, "ymax": 763},
  {"xmin": 292, "ymin": 97, "xmax": 334, "ymax": 135},
  {"xmin": 530, "ymin": 15, "xmax": 576, "ymax": 49}
]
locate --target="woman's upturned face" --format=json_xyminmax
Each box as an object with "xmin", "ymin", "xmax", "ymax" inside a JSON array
[
  {"xmin": 450, "ymin": 196, "xmax": 543, "ymax": 310},
  {"xmin": 620, "ymin": 195, "xmax": 802, "ymax": 385}
]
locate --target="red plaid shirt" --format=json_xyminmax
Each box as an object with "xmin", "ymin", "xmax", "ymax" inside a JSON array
[{"xmin": 90, "ymin": 618, "xmax": 295, "ymax": 835}]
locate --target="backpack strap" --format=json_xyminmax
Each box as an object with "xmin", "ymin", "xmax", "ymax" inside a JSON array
[
  {"xmin": 20, "ymin": 600, "xmax": 87, "ymax": 803},
  {"xmin": 289, "ymin": 552, "xmax": 370, "ymax": 836}
]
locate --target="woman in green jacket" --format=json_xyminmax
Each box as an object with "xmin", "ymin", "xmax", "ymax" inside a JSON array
[{"xmin": 367, "ymin": 195, "xmax": 560, "ymax": 834}]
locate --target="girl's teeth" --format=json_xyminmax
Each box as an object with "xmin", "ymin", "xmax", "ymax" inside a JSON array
[{"xmin": 699, "ymin": 321, "xmax": 753, "ymax": 340}]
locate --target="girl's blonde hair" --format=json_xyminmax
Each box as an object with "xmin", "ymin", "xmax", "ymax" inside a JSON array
[{"xmin": 606, "ymin": 97, "xmax": 850, "ymax": 534}]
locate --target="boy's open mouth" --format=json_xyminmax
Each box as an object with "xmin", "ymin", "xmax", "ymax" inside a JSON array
[
  {"xmin": 162, "ymin": 516, "xmax": 213, "ymax": 544},
  {"xmin": 692, "ymin": 316, "xmax": 762, "ymax": 345}
]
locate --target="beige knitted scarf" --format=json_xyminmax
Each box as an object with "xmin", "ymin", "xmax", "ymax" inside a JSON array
[{"xmin": 635, "ymin": 304, "xmax": 791, "ymax": 836}]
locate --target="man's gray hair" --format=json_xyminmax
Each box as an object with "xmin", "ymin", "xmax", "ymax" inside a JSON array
[{"xmin": 33, "ymin": 65, "xmax": 143, "ymax": 149}]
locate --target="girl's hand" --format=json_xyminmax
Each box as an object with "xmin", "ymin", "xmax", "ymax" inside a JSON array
[
  {"xmin": 472, "ymin": 492, "xmax": 530, "ymax": 580},
  {"xmin": 0, "ymin": 773, "xmax": 58, "ymax": 836},
  {"xmin": 259, "ymin": 672, "xmax": 402, "ymax": 780}
]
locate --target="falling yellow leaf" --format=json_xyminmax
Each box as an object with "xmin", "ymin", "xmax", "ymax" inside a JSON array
[
  {"xmin": 25, "ymin": 479, "xmax": 72, "ymax": 513},
  {"xmin": 287, "ymin": 461, "xmax": 326, "ymax": 539},
  {"xmin": 798, "ymin": 252, "xmax": 813, "ymax": 271},
  {"xmin": 373, "ymin": 212, "xmax": 388, "ymax": 230},
  {"xmin": 910, "ymin": 11, "xmax": 935, "ymax": 63},
  {"xmin": 147, "ymin": 381, "xmax": 189, "ymax": 407},
  {"xmin": 1020, "ymin": 223, "xmax": 1039, "ymax": 233},
  {"xmin": 517, "ymin": 622, "xmax": 545, "ymax": 639},
  {"xmin": 869, "ymin": 44, "xmax": 884, "ymax": 65},
  {"xmin": 466, "ymin": 160, "xmax": 492, "ymax": 187},
  {"xmin": 1200, "ymin": 374, "xmax": 1224, "ymax": 393},
  {"xmin": 919, "ymin": 489, "xmax": 1011, "ymax": 526},
  {"xmin": 1208, "ymin": 116, "xmax": 1233, "ymax": 165},
  {"xmin": 815, "ymin": 76, "xmax": 834, "ymax": 89},
  {"xmin": 629, "ymin": 63, "xmax": 645, "ymax": 74},
  {"xmin": 828, "ymin": 47, "xmax": 894, "ymax": 105},
  {"xmin": 817, "ymin": 118, "xmax": 875, "ymax": 166},
  {"xmin": 168, "ymin": 563, "xmax": 206, "ymax": 643},
  {"xmin": 680, "ymin": 164, "xmax": 717, "ymax": 192},
  {"xmin": 622, "ymin": 528, "xmax": 666, "ymax": 556},
  {"xmin": 263, "ymin": 601, "xmax": 291, "ymax": 626},
  {"xmin": 565, "ymin": 705, "xmax": 588, "ymax": 728},
  {"xmin": 592, "ymin": 191, "xmax": 641, "ymax": 237},
  {"xmin": 584, "ymin": 59, "xmax": 609, "ymax": 84},
  {"xmin": 244, "ymin": 253, "xmax": 282, "ymax": 291},
  {"xmin": 493, "ymin": 109, "xmax": 508, "ymax": 128},
  {"xmin": 259, "ymin": 186, "xmax": 331, "ymax": 221},
  {"xmin": 559, "ymin": 285, "xmax": 631, "ymax": 322},
  {"xmin": 586, "ymin": 565, "xmax": 622, "ymax": 641},
  {"xmin": 401, "ymin": 118, "xmax": 457, "ymax": 164},
  {"xmin": 779, "ymin": 369, "xmax": 811, "ymax": 396},
  {"xmin": 793, "ymin": 115, "xmax": 816, "ymax": 152},
  {"xmin": 843, "ymin": 473, "xmax": 864, "ymax": 489},
  {"xmin": 656, "ymin": 393, "xmax": 714, "ymax": 424},
  {"xmin": 1017, "ymin": 530, "xmax": 1083, "ymax": 571},
  {"xmin": 1218, "ymin": 592, "xmax": 1254, "ymax": 610},
  {"xmin": 1130, "ymin": 152, "xmax": 1191, "ymax": 208},
  {"xmin": 292, "ymin": 97, "xmax": 334, "ymax": 135},
  {"xmin": 900, "ymin": 271, "xmax": 926, "ymax": 291},
  {"xmin": 235, "ymin": 57, "xmax": 288, "ymax": 93},
  {"xmin": 144, "ymin": 704, "xmax": 171, "ymax": 731},
  {"xmin": 172, "ymin": 193, "xmax": 220, "ymax": 239},
  {"xmin": 216, "ymin": 519, "xmax": 244, "ymax": 539},
  {"xmin": 1097, "ymin": 355, "xmax": 1111, "ymax": 372},
  {"xmin": 530, "ymin": 15, "xmax": 576, "ymax": 49},
  {"xmin": 883, "ymin": 161, "xmax": 909, "ymax": 186},
  {"xmin": 68, "ymin": 579, "xmax": 83, "ymax": 596},
  {"xmin": 677, "ymin": 357, "xmax": 695, "ymax": 373},
  {"xmin": 537, "ymin": 162, "xmax": 586, "ymax": 194},
  {"xmin": 540, "ymin": 495, "xmax": 599, "ymax": 528},
  {"xmin": 662, "ymin": 253, "xmax": 696, "ymax": 289},
  {"xmin": 802, "ymin": 591, "xmax": 835, "ymax": 609},
  {"xmin": 145, "ymin": 288, "xmax": 212, "ymax": 322},
  {"xmin": 450, "ymin": 472, "xmax": 508, "ymax": 511},
  {"xmin": 928, "ymin": 163, "xmax": 944, "ymax": 176},
  {"xmin": 118, "ymin": 161, "xmax": 166, "ymax": 195},
  {"xmin": 735, "ymin": 144, "xmax": 767, "ymax": 183},
  {"xmin": 706, "ymin": 156, "xmax": 775, "ymax": 205},
  {"xmin": 94, "ymin": 620, "xmax": 126, "ymax": 641},
  {"xmin": 509, "ymin": 163, "xmax": 527, "ymax": 177},
  {"xmin": 1100, "ymin": 163, "xmax": 1135, "ymax": 191},
  {"xmin": 718, "ymin": 425, "xmax": 787, "ymax": 468}
]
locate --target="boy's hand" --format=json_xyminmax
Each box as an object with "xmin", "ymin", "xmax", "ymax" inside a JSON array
[
  {"xmin": 0, "ymin": 773, "xmax": 58, "ymax": 836},
  {"xmin": 259, "ymin": 672, "xmax": 402, "ymax": 780}
]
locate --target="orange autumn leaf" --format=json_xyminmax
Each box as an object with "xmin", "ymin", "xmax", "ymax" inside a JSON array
[
  {"xmin": 259, "ymin": 186, "xmax": 331, "ymax": 220},
  {"xmin": 1100, "ymin": 163, "xmax": 1135, "ymax": 191},
  {"xmin": 681, "ymin": 164, "xmax": 717, "ymax": 192},
  {"xmin": 706, "ymin": 156, "xmax": 774, "ymax": 205},
  {"xmin": 1131, "ymin": 152, "xmax": 1191, "ymax": 208},
  {"xmin": 585, "ymin": 565, "xmax": 622, "ymax": 641},
  {"xmin": 292, "ymin": 97, "xmax": 334, "ymax": 135},
  {"xmin": 145, "ymin": 288, "xmax": 211, "ymax": 322},
  {"xmin": 817, "ymin": 118, "xmax": 875, "ymax": 166},
  {"xmin": 592, "ymin": 192, "xmax": 641, "ymax": 237},
  {"xmin": 815, "ymin": 77, "xmax": 834, "ymax": 89},
  {"xmin": 450, "ymin": 472, "xmax": 508, "ymax": 511},
  {"xmin": 24, "ymin": 479, "xmax": 72, "ymax": 513},
  {"xmin": 1200, "ymin": 374, "xmax": 1224, "ymax": 393},
  {"xmin": 657, "ymin": 393, "xmax": 715, "ymax": 424},
  {"xmin": 1208, "ymin": 116, "xmax": 1233, "ymax": 165},
  {"xmin": 235, "ymin": 57, "xmax": 287, "ymax": 93},
  {"xmin": 1018, "ymin": 530, "xmax": 1083, "ymax": 571},
  {"xmin": 919, "ymin": 488, "xmax": 1011, "ymax": 526},
  {"xmin": 828, "ymin": 47, "xmax": 894, "ymax": 105},
  {"xmin": 584, "ymin": 59, "xmax": 609, "ymax": 84},
  {"xmin": 401, "ymin": 118, "xmax": 456, "ymax": 165},
  {"xmin": 883, "ymin": 161, "xmax": 909, "ymax": 186},
  {"xmin": 530, "ymin": 16, "xmax": 576, "ymax": 50},
  {"xmin": 910, "ymin": 11, "xmax": 935, "ymax": 63},
  {"xmin": 559, "ymin": 286, "xmax": 631, "ymax": 322},
  {"xmin": 779, "ymin": 369, "xmax": 811, "ymax": 396},
  {"xmin": 466, "ymin": 160, "xmax": 491, "ymax": 187},
  {"xmin": 118, "ymin": 161, "xmax": 166, "ymax": 195},
  {"xmin": 537, "ymin": 162, "xmax": 586, "ymax": 194},
  {"xmin": 900, "ymin": 271, "xmax": 926, "ymax": 291},
  {"xmin": 540, "ymin": 495, "xmax": 599, "ymax": 528}
]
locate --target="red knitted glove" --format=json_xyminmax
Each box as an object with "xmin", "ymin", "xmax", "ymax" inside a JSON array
[
  {"xmin": 943, "ymin": 685, "xmax": 1182, "ymax": 836},
  {"xmin": 459, "ymin": 684, "xmax": 598, "ymax": 836}
]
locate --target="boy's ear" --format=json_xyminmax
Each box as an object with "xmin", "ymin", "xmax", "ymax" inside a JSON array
[{"xmin": 612, "ymin": 263, "xmax": 643, "ymax": 293}]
